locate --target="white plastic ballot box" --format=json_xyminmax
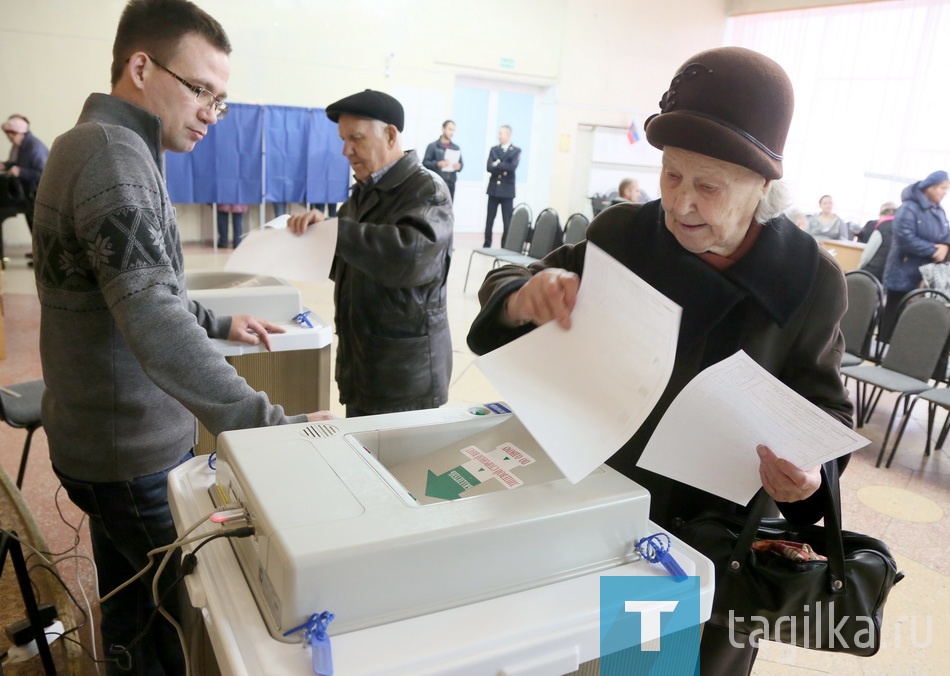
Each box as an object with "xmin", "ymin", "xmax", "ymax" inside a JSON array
[
  {"xmin": 167, "ymin": 404, "xmax": 715, "ymax": 675},
  {"xmin": 185, "ymin": 271, "xmax": 332, "ymax": 453}
]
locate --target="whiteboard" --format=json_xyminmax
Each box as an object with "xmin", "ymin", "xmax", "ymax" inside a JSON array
[
  {"xmin": 591, "ymin": 126, "xmax": 662, "ymax": 166},
  {"xmin": 587, "ymin": 126, "xmax": 662, "ymax": 198}
]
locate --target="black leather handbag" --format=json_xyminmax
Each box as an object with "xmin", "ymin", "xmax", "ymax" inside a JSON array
[{"xmin": 675, "ymin": 465, "xmax": 903, "ymax": 656}]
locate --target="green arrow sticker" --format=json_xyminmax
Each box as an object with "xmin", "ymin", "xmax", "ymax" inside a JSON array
[{"xmin": 425, "ymin": 465, "xmax": 481, "ymax": 501}]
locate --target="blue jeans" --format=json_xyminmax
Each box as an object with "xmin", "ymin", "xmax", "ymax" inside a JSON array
[{"xmin": 55, "ymin": 453, "xmax": 193, "ymax": 676}]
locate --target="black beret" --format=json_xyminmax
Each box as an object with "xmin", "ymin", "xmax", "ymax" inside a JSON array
[{"xmin": 325, "ymin": 89, "xmax": 405, "ymax": 132}]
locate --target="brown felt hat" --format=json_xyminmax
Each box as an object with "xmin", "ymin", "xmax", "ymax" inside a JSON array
[{"xmin": 644, "ymin": 47, "xmax": 794, "ymax": 180}]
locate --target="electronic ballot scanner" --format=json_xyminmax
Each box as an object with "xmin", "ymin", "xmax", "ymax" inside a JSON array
[{"xmin": 211, "ymin": 403, "xmax": 660, "ymax": 641}]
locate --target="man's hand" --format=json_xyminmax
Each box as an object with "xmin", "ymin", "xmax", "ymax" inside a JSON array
[
  {"xmin": 287, "ymin": 209, "xmax": 325, "ymax": 236},
  {"xmin": 7, "ymin": 166, "xmax": 19, "ymax": 178},
  {"xmin": 453, "ymin": 162, "xmax": 461, "ymax": 171},
  {"xmin": 934, "ymin": 243, "xmax": 949, "ymax": 262},
  {"xmin": 757, "ymin": 445, "xmax": 821, "ymax": 503},
  {"xmin": 437, "ymin": 160, "xmax": 448, "ymax": 168},
  {"xmin": 306, "ymin": 411, "xmax": 337, "ymax": 422},
  {"xmin": 492, "ymin": 159, "xmax": 500, "ymax": 167},
  {"xmin": 228, "ymin": 315, "xmax": 286, "ymax": 352},
  {"xmin": 503, "ymin": 268, "xmax": 580, "ymax": 329}
]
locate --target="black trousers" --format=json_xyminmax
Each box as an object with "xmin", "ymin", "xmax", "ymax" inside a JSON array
[
  {"xmin": 446, "ymin": 181, "xmax": 455, "ymax": 201},
  {"xmin": 881, "ymin": 289, "xmax": 909, "ymax": 344},
  {"xmin": 485, "ymin": 196, "xmax": 513, "ymax": 247}
]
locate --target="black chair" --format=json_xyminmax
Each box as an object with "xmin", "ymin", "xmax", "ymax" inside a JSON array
[
  {"xmin": 562, "ymin": 213, "xmax": 589, "ymax": 246},
  {"xmin": 0, "ymin": 380, "xmax": 45, "ymax": 489},
  {"xmin": 463, "ymin": 203, "xmax": 532, "ymax": 292},
  {"xmin": 840, "ymin": 270, "xmax": 883, "ymax": 368},
  {"xmin": 493, "ymin": 208, "xmax": 561, "ymax": 268},
  {"xmin": 840, "ymin": 289, "xmax": 950, "ymax": 467}
]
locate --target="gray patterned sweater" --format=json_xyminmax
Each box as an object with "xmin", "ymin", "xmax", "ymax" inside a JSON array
[{"xmin": 33, "ymin": 94, "xmax": 306, "ymax": 482}]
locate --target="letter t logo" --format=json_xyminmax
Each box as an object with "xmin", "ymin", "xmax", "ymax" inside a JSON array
[{"xmin": 624, "ymin": 601, "xmax": 679, "ymax": 651}]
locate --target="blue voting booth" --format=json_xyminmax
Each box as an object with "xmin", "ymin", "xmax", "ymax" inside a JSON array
[{"xmin": 165, "ymin": 103, "xmax": 350, "ymax": 206}]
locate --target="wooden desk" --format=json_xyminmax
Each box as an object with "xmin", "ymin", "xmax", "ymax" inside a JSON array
[{"xmin": 819, "ymin": 239, "xmax": 866, "ymax": 272}]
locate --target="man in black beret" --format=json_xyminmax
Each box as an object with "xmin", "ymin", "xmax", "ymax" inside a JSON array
[{"xmin": 289, "ymin": 90, "xmax": 454, "ymax": 417}]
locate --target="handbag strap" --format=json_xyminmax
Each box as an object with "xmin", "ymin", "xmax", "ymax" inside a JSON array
[{"xmin": 727, "ymin": 462, "xmax": 848, "ymax": 595}]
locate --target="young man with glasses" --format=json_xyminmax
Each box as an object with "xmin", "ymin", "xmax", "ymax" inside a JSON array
[{"xmin": 32, "ymin": 1, "xmax": 327, "ymax": 673}]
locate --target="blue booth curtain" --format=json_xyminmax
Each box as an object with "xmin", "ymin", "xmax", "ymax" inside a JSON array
[
  {"xmin": 165, "ymin": 104, "xmax": 349, "ymax": 205},
  {"xmin": 193, "ymin": 103, "xmax": 263, "ymax": 204},
  {"xmin": 307, "ymin": 109, "xmax": 349, "ymax": 205},
  {"xmin": 264, "ymin": 106, "xmax": 310, "ymax": 204},
  {"xmin": 164, "ymin": 151, "xmax": 195, "ymax": 203}
]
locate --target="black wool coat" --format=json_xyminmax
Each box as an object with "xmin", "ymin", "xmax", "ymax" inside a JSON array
[{"xmin": 468, "ymin": 200, "xmax": 853, "ymax": 529}]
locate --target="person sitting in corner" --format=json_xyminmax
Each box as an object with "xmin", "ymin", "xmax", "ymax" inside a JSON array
[
  {"xmin": 287, "ymin": 89, "xmax": 454, "ymax": 418},
  {"xmin": 216, "ymin": 202, "xmax": 247, "ymax": 247},
  {"xmin": 2, "ymin": 114, "xmax": 49, "ymax": 265},
  {"xmin": 610, "ymin": 177, "xmax": 642, "ymax": 205}
]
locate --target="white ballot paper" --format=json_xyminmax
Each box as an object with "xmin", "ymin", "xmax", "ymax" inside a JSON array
[
  {"xmin": 224, "ymin": 215, "xmax": 337, "ymax": 283},
  {"xmin": 637, "ymin": 350, "xmax": 868, "ymax": 506},
  {"xmin": 442, "ymin": 149, "xmax": 460, "ymax": 172},
  {"xmin": 475, "ymin": 243, "xmax": 682, "ymax": 483}
]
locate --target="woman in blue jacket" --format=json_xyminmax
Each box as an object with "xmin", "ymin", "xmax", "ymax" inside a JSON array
[{"xmin": 881, "ymin": 170, "xmax": 950, "ymax": 340}]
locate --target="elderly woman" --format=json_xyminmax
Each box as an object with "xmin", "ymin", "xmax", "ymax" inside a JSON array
[
  {"xmin": 880, "ymin": 170, "xmax": 950, "ymax": 340},
  {"xmin": 468, "ymin": 47, "xmax": 852, "ymax": 675}
]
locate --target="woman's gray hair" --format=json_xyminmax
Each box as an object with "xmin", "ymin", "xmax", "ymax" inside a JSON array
[{"xmin": 755, "ymin": 180, "xmax": 792, "ymax": 223}]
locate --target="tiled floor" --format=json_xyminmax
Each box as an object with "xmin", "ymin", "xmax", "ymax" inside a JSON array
[{"xmin": 0, "ymin": 234, "xmax": 947, "ymax": 675}]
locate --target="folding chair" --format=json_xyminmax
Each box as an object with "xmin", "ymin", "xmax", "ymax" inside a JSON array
[
  {"xmin": 563, "ymin": 213, "xmax": 589, "ymax": 246},
  {"xmin": 840, "ymin": 270, "xmax": 883, "ymax": 368},
  {"xmin": 463, "ymin": 203, "xmax": 532, "ymax": 292},
  {"xmin": 840, "ymin": 289, "xmax": 950, "ymax": 467},
  {"xmin": 0, "ymin": 380, "xmax": 45, "ymax": 489},
  {"xmin": 493, "ymin": 208, "xmax": 561, "ymax": 268}
]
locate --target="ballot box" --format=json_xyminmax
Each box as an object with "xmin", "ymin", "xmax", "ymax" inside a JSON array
[
  {"xmin": 167, "ymin": 404, "xmax": 715, "ymax": 675},
  {"xmin": 186, "ymin": 271, "xmax": 332, "ymax": 453}
]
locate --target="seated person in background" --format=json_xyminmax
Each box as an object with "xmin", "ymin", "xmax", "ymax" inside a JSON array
[
  {"xmin": 610, "ymin": 177, "xmax": 641, "ymax": 205},
  {"xmin": 805, "ymin": 194, "xmax": 847, "ymax": 240},
  {"xmin": 288, "ymin": 89, "xmax": 454, "ymax": 418},
  {"xmin": 857, "ymin": 203, "xmax": 897, "ymax": 282},
  {"xmin": 1, "ymin": 114, "xmax": 49, "ymax": 235}
]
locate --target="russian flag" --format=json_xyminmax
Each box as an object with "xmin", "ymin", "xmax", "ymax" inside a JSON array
[{"xmin": 627, "ymin": 119, "xmax": 640, "ymax": 144}]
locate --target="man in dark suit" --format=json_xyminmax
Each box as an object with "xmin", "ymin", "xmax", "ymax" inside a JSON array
[
  {"xmin": 484, "ymin": 125, "xmax": 520, "ymax": 247},
  {"xmin": 423, "ymin": 119, "xmax": 462, "ymax": 201}
]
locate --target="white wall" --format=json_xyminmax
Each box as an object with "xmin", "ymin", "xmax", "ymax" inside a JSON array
[{"xmin": 1, "ymin": 0, "xmax": 729, "ymax": 244}]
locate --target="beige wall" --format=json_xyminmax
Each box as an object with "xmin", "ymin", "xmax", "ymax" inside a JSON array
[
  {"xmin": 727, "ymin": 0, "xmax": 888, "ymax": 15},
  {"xmin": 1, "ymin": 0, "xmax": 728, "ymax": 244}
]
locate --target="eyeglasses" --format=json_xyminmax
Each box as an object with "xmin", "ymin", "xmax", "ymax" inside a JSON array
[{"xmin": 147, "ymin": 55, "xmax": 229, "ymax": 120}]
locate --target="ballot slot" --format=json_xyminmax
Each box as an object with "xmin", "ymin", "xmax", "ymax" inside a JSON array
[
  {"xmin": 344, "ymin": 414, "xmax": 568, "ymax": 505},
  {"xmin": 348, "ymin": 416, "xmax": 563, "ymax": 505}
]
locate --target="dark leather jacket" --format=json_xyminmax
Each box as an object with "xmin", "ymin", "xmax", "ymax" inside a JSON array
[{"xmin": 333, "ymin": 150, "xmax": 454, "ymax": 413}]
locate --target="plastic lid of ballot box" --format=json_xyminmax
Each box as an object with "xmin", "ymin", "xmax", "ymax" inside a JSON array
[{"xmin": 185, "ymin": 271, "xmax": 330, "ymax": 353}]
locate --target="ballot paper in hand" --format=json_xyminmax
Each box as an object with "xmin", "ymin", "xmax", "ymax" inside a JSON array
[
  {"xmin": 442, "ymin": 149, "xmax": 461, "ymax": 172},
  {"xmin": 224, "ymin": 215, "xmax": 338, "ymax": 283},
  {"xmin": 636, "ymin": 351, "xmax": 868, "ymax": 506},
  {"xmin": 475, "ymin": 243, "xmax": 681, "ymax": 484}
]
